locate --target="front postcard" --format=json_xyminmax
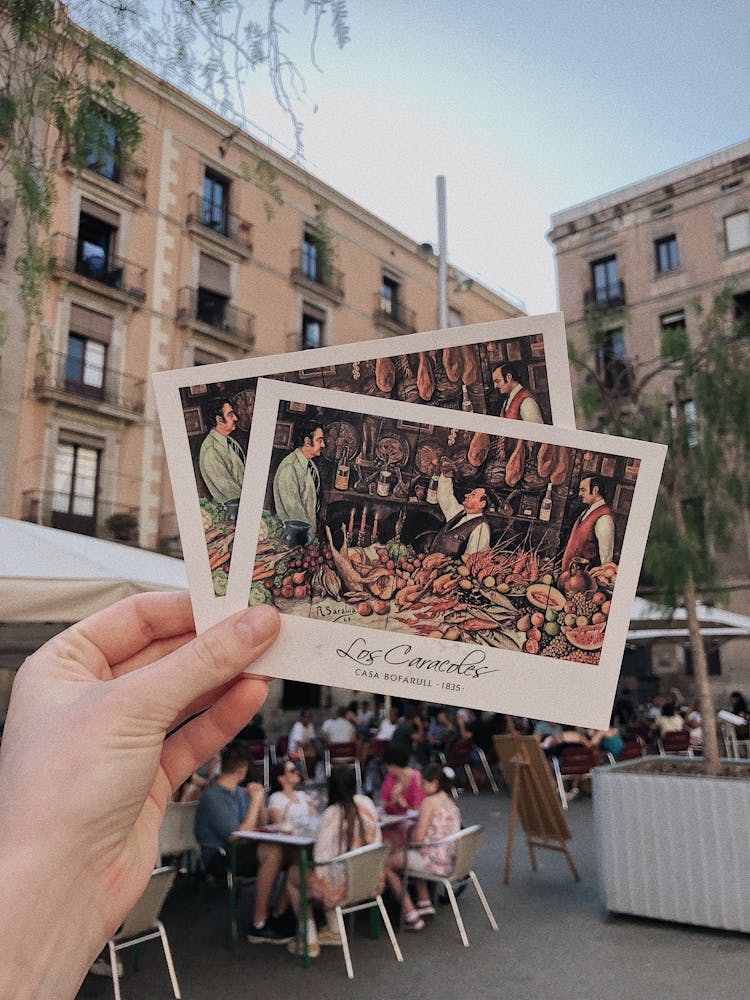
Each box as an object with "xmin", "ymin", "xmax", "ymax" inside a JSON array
[{"xmin": 223, "ymin": 379, "xmax": 666, "ymax": 730}]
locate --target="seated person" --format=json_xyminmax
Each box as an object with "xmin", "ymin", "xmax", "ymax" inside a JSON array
[
  {"xmin": 651, "ymin": 701, "xmax": 685, "ymax": 737},
  {"xmin": 194, "ymin": 742, "xmax": 290, "ymax": 943},
  {"xmin": 685, "ymin": 701, "xmax": 704, "ymax": 751},
  {"xmin": 374, "ymin": 705, "xmax": 401, "ymax": 741},
  {"xmin": 288, "ymin": 709, "xmax": 321, "ymax": 773},
  {"xmin": 391, "ymin": 707, "xmax": 426, "ymax": 765},
  {"xmin": 384, "ymin": 763, "xmax": 462, "ymax": 931},
  {"xmin": 426, "ymin": 708, "xmax": 455, "ymax": 752},
  {"xmin": 237, "ymin": 713, "xmax": 267, "ymax": 741},
  {"xmin": 285, "ymin": 767, "xmax": 380, "ymax": 956},
  {"xmin": 320, "ymin": 705, "xmax": 357, "ymax": 746},
  {"xmin": 589, "ymin": 721, "xmax": 625, "ymax": 762},
  {"xmin": 267, "ymin": 760, "xmax": 318, "ymax": 828}
]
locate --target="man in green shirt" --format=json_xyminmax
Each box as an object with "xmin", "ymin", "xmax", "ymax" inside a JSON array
[
  {"xmin": 272, "ymin": 420, "xmax": 325, "ymax": 542},
  {"xmin": 199, "ymin": 399, "xmax": 246, "ymax": 502}
]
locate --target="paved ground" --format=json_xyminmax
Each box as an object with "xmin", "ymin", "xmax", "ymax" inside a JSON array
[{"xmin": 76, "ymin": 788, "xmax": 749, "ymax": 1000}]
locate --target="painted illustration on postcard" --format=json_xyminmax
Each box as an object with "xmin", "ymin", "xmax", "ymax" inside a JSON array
[{"xmin": 154, "ymin": 316, "xmax": 574, "ymax": 610}]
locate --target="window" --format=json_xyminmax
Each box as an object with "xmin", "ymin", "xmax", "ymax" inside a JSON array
[
  {"xmin": 380, "ymin": 275, "xmax": 400, "ymax": 319},
  {"xmin": 65, "ymin": 334, "xmax": 106, "ymax": 398},
  {"xmin": 202, "ymin": 171, "xmax": 229, "ymax": 235},
  {"xmin": 725, "ymin": 210, "xmax": 750, "ymax": 252},
  {"xmin": 51, "ymin": 441, "xmax": 100, "ymax": 534},
  {"xmin": 77, "ymin": 212, "xmax": 114, "ymax": 278},
  {"xmin": 590, "ymin": 256, "xmax": 621, "ymax": 306},
  {"xmin": 655, "ymin": 235, "xmax": 679, "ymax": 273},
  {"xmin": 734, "ymin": 290, "xmax": 750, "ymax": 335},
  {"xmin": 596, "ymin": 327, "xmax": 630, "ymax": 392},
  {"xmin": 197, "ymin": 288, "xmax": 228, "ymax": 329},
  {"xmin": 660, "ymin": 310, "xmax": 688, "ymax": 357},
  {"xmin": 669, "ymin": 397, "xmax": 699, "ymax": 448},
  {"xmin": 86, "ymin": 120, "xmax": 119, "ymax": 182},
  {"xmin": 301, "ymin": 232, "xmax": 319, "ymax": 281},
  {"xmin": 302, "ymin": 310, "xmax": 323, "ymax": 350}
]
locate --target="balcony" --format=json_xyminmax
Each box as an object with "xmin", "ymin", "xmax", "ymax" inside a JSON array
[
  {"xmin": 21, "ymin": 489, "xmax": 139, "ymax": 540},
  {"xmin": 175, "ymin": 286, "xmax": 256, "ymax": 350},
  {"xmin": 63, "ymin": 147, "xmax": 147, "ymax": 203},
  {"xmin": 584, "ymin": 281, "xmax": 626, "ymax": 310},
  {"xmin": 32, "ymin": 351, "xmax": 145, "ymax": 420},
  {"xmin": 372, "ymin": 292, "xmax": 416, "ymax": 334},
  {"xmin": 187, "ymin": 193, "xmax": 254, "ymax": 256},
  {"xmin": 52, "ymin": 232, "xmax": 147, "ymax": 304},
  {"xmin": 290, "ymin": 247, "xmax": 345, "ymax": 303}
]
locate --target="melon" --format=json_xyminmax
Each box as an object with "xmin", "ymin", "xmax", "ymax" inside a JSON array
[
  {"xmin": 526, "ymin": 583, "xmax": 566, "ymax": 612},
  {"xmin": 563, "ymin": 622, "xmax": 606, "ymax": 651}
]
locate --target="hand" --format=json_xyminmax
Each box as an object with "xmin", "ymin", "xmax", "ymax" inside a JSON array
[
  {"xmin": 0, "ymin": 591, "xmax": 280, "ymax": 999},
  {"xmin": 245, "ymin": 781, "xmax": 266, "ymax": 800}
]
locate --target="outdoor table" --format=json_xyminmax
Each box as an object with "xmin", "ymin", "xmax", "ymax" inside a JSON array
[{"xmin": 231, "ymin": 825, "xmax": 317, "ymax": 966}]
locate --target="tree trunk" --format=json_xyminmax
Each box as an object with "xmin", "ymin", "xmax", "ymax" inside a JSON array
[{"xmin": 669, "ymin": 442, "xmax": 721, "ymax": 775}]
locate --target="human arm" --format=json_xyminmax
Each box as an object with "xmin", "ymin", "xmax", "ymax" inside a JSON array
[
  {"xmin": 519, "ymin": 396, "xmax": 544, "ymax": 423},
  {"xmin": 0, "ymin": 591, "xmax": 279, "ymax": 1000},
  {"xmin": 380, "ymin": 772, "xmax": 405, "ymax": 815},
  {"xmin": 436, "ymin": 465, "xmax": 462, "ymax": 521},
  {"xmin": 235, "ymin": 782, "xmax": 267, "ymax": 834},
  {"xmin": 595, "ymin": 515, "xmax": 615, "ymax": 564},
  {"xmin": 410, "ymin": 796, "xmax": 436, "ymax": 845}
]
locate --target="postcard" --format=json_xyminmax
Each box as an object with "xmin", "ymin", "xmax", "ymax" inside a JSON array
[
  {"xmin": 221, "ymin": 379, "xmax": 666, "ymax": 730},
  {"xmin": 153, "ymin": 313, "xmax": 575, "ymax": 620}
]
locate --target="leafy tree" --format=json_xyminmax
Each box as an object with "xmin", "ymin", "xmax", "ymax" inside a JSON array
[
  {"xmin": 570, "ymin": 289, "xmax": 750, "ymax": 774},
  {"xmin": 0, "ymin": 0, "xmax": 349, "ymax": 347}
]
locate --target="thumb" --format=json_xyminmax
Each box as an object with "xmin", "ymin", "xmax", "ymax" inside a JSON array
[{"xmin": 117, "ymin": 604, "xmax": 280, "ymax": 725}]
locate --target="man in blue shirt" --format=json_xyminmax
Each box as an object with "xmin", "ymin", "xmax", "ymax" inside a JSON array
[{"xmin": 195, "ymin": 742, "xmax": 291, "ymax": 943}]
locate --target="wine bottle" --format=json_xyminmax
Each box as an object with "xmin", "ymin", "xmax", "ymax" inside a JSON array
[
  {"xmin": 539, "ymin": 482, "xmax": 553, "ymax": 522},
  {"xmin": 334, "ymin": 448, "xmax": 350, "ymax": 490},
  {"xmin": 377, "ymin": 459, "xmax": 392, "ymax": 497},
  {"xmin": 426, "ymin": 470, "xmax": 440, "ymax": 504}
]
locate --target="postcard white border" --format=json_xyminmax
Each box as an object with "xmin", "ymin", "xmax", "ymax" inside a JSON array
[
  {"xmin": 222, "ymin": 379, "xmax": 666, "ymax": 730},
  {"xmin": 153, "ymin": 314, "xmax": 575, "ymax": 626}
]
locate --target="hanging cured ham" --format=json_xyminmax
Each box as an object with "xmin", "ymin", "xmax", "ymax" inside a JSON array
[
  {"xmin": 416, "ymin": 352, "xmax": 435, "ymax": 400},
  {"xmin": 375, "ymin": 355, "xmax": 395, "ymax": 393}
]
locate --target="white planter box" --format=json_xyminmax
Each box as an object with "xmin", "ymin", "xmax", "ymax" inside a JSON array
[{"xmin": 593, "ymin": 758, "xmax": 750, "ymax": 932}]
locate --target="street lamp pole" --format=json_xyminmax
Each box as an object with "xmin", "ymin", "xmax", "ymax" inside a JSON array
[{"xmin": 437, "ymin": 174, "xmax": 448, "ymax": 329}]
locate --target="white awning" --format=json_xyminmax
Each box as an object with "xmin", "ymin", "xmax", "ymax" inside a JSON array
[
  {"xmin": 0, "ymin": 517, "xmax": 187, "ymax": 622},
  {"xmin": 628, "ymin": 596, "xmax": 750, "ymax": 643}
]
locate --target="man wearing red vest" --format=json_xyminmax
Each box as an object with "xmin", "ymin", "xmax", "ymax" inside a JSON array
[
  {"xmin": 560, "ymin": 475, "xmax": 615, "ymax": 571},
  {"xmin": 492, "ymin": 363, "xmax": 544, "ymax": 423}
]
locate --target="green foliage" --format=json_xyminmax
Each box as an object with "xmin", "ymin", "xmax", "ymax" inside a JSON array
[
  {"xmin": 312, "ymin": 200, "xmax": 335, "ymax": 282},
  {"xmin": 241, "ymin": 157, "xmax": 285, "ymax": 221},
  {"xmin": 573, "ymin": 290, "xmax": 750, "ymax": 610}
]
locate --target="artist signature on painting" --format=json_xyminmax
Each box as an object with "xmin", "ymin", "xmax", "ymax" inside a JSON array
[{"xmin": 335, "ymin": 636, "xmax": 500, "ymax": 679}]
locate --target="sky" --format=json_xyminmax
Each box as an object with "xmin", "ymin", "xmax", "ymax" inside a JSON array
[
  {"xmin": 234, "ymin": 0, "xmax": 750, "ymax": 315},
  {"xmin": 92, "ymin": 1, "xmax": 750, "ymax": 316}
]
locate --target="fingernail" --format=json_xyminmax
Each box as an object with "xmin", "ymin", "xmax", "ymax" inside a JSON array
[{"xmin": 235, "ymin": 605, "xmax": 281, "ymax": 642}]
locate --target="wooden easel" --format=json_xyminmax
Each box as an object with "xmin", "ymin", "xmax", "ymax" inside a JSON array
[{"xmin": 494, "ymin": 721, "xmax": 580, "ymax": 885}]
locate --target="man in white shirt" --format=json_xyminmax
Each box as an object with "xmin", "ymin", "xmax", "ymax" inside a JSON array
[
  {"xmin": 375, "ymin": 705, "xmax": 401, "ymax": 741},
  {"xmin": 287, "ymin": 709, "xmax": 320, "ymax": 773},
  {"xmin": 320, "ymin": 706, "xmax": 356, "ymax": 745},
  {"xmin": 492, "ymin": 363, "xmax": 544, "ymax": 423},
  {"xmin": 429, "ymin": 458, "xmax": 491, "ymax": 558}
]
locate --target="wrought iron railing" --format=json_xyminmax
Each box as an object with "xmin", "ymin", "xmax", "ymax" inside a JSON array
[
  {"xmin": 21, "ymin": 489, "xmax": 139, "ymax": 539},
  {"xmin": 372, "ymin": 292, "xmax": 416, "ymax": 333},
  {"xmin": 584, "ymin": 281, "xmax": 626, "ymax": 310},
  {"xmin": 175, "ymin": 286, "xmax": 256, "ymax": 348},
  {"xmin": 290, "ymin": 247, "xmax": 345, "ymax": 299},
  {"xmin": 32, "ymin": 351, "xmax": 146, "ymax": 414},
  {"xmin": 186, "ymin": 192, "xmax": 254, "ymax": 252},
  {"xmin": 52, "ymin": 232, "xmax": 147, "ymax": 301}
]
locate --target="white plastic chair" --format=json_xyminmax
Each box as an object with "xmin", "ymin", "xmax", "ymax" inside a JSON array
[
  {"xmin": 106, "ymin": 866, "xmax": 180, "ymax": 1000},
  {"xmin": 157, "ymin": 800, "xmax": 200, "ymax": 869},
  {"xmin": 315, "ymin": 842, "xmax": 403, "ymax": 979},
  {"xmin": 403, "ymin": 825, "xmax": 498, "ymax": 947}
]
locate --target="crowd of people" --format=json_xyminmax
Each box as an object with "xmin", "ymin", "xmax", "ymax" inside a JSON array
[{"xmin": 169, "ymin": 699, "xmax": 513, "ymax": 961}]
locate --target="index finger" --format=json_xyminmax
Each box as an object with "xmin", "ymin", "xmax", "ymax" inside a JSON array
[{"xmin": 72, "ymin": 592, "xmax": 196, "ymax": 666}]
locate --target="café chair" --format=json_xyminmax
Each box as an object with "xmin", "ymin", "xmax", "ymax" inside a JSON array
[
  {"xmin": 658, "ymin": 729, "xmax": 693, "ymax": 756},
  {"xmin": 243, "ymin": 738, "xmax": 274, "ymax": 789},
  {"xmin": 551, "ymin": 746, "xmax": 596, "ymax": 810},
  {"xmin": 439, "ymin": 740, "xmax": 479, "ymax": 796},
  {"xmin": 403, "ymin": 825, "xmax": 497, "ymax": 948},
  {"xmin": 105, "ymin": 866, "xmax": 181, "ymax": 1000},
  {"xmin": 607, "ymin": 738, "xmax": 645, "ymax": 765},
  {"xmin": 157, "ymin": 800, "xmax": 200, "ymax": 871},
  {"xmin": 315, "ymin": 842, "xmax": 403, "ymax": 979},
  {"xmin": 325, "ymin": 741, "xmax": 362, "ymax": 793}
]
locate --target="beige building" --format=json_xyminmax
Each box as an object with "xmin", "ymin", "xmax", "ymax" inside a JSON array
[
  {"xmin": 549, "ymin": 140, "xmax": 750, "ymax": 703},
  {"xmin": 0, "ymin": 33, "xmax": 522, "ymax": 719},
  {"xmin": 0, "ymin": 40, "xmax": 522, "ymax": 553}
]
